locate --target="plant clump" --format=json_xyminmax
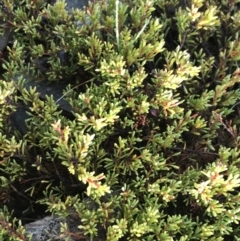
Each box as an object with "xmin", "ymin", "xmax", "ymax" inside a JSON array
[{"xmin": 1, "ymin": 0, "xmax": 240, "ymax": 240}]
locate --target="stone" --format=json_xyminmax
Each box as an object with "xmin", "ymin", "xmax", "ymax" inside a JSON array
[
  {"xmin": 0, "ymin": 26, "xmax": 11, "ymax": 51},
  {"xmin": 25, "ymin": 216, "xmax": 64, "ymax": 241},
  {"xmin": 65, "ymin": 0, "xmax": 89, "ymax": 13},
  {"xmin": 23, "ymin": 192, "xmax": 120, "ymax": 240},
  {"xmin": 24, "ymin": 206, "xmax": 106, "ymax": 241},
  {"xmin": 24, "ymin": 211, "xmax": 88, "ymax": 241}
]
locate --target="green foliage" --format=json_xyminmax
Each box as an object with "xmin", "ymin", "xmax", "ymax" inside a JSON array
[
  {"xmin": 0, "ymin": 206, "xmax": 27, "ymax": 241},
  {"xmin": 1, "ymin": 0, "xmax": 240, "ymax": 240}
]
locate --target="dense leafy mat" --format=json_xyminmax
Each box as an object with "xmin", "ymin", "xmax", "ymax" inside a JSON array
[{"xmin": 0, "ymin": 0, "xmax": 240, "ymax": 240}]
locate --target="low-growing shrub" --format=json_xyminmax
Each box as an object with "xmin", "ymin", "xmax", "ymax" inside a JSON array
[{"xmin": 1, "ymin": 0, "xmax": 240, "ymax": 240}]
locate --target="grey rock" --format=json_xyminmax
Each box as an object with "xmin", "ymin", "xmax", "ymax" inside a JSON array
[
  {"xmin": 65, "ymin": 0, "xmax": 89, "ymax": 13},
  {"xmin": 10, "ymin": 75, "xmax": 73, "ymax": 135},
  {"xmin": 24, "ymin": 191, "xmax": 121, "ymax": 241},
  {"xmin": 23, "ymin": 78, "xmax": 73, "ymax": 113},
  {"xmin": 10, "ymin": 108, "xmax": 29, "ymax": 135},
  {"xmin": 25, "ymin": 216, "xmax": 65, "ymax": 241},
  {"xmin": 24, "ymin": 213, "xmax": 85, "ymax": 241},
  {"xmin": 0, "ymin": 27, "xmax": 11, "ymax": 51}
]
